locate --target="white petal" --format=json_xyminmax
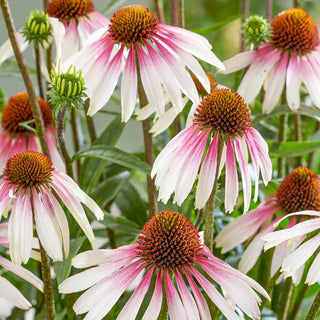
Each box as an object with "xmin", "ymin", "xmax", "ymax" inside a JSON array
[{"xmin": 286, "ymin": 53, "xmax": 301, "ymax": 111}]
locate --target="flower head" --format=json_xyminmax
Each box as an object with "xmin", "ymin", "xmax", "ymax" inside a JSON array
[
  {"xmin": 152, "ymin": 88, "xmax": 272, "ymax": 212},
  {"xmin": 59, "ymin": 210, "xmax": 269, "ymax": 320},
  {"xmin": 47, "ymin": 0, "xmax": 109, "ymax": 60},
  {"xmin": 64, "ymin": 4, "xmax": 224, "ymax": 121},
  {"xmin": 0, "ymin": 151, "xmax": 104, "ymax": 265},
  {"xmin": 222, "ymin": 8, "xmax": 320, "ymax": 113},
  {"xmin": 0, "ymin": 92, "xmax": 64, "ymax": 173},
  {"xmin": 216, "ymin": 167, "xmax": 320, "ymax": 283}
]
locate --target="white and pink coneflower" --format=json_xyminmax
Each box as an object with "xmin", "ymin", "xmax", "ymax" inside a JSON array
[
  {"xmin": 152, "ymin": 88, "xmax": 272, "ymax": 212},
  {"xmin": 64, "ymin": 5, "xmax": 224, "ymax": 121},
  {"xmin": 47, "ymin": 0, "xmax": 109, "ymax": 60},
  {"xmin": 0, "ymin": 151, "xmax": 104, "ymax": 265},
  {"xmin": 0, "ymin": 92, "xmax": 64, "ymax": 173},
  {"xmin": 59, "ymin": 210, "xmax": 269, "ymax": 320},
  {"xmin": 216, "ymin": 167, "xmax": 320, "ymax": 284},
  {"xmin": 0, "ymin": 231, "xmax": 43, "ymax": 311},
  {"xmin": 221, "ymin": 8, "xmax": 320, "ymax": 113}
]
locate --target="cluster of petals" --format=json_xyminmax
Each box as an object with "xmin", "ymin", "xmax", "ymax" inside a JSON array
[
  {"xmin": 221, "ymin": 8, "xmax": 320, "ymax": 113},
  {"xmin": 0, "ymin": 230, "xmax": 43, "ymax": 310},
  {"xmin": 63, "ymin": 5, "xmax": 224, "ymax": 122},
  {"xmin": 59, "ymin": 230, "xmax": 269, "ymax": 320},
  {"xmin": 263, "ymin": 211, "xmax": 320, "ymax": 285},
  {"xmin": 47, "ymin": 0, "xmax": 109, "ymax": 60},
  {"xmin": 152, "ymin": 95, "xmax": 272, "ymax": 211},
  {"xmin": 215, "ymin": 195, "xmax": 305, "ymax": 284},
  {"xmin": 0, "ymin": 151, "xmax": 104, "ymax": 265},
  {"xmin": 0, "ymin": 92, "xmax": 64, "ymax": 173}
]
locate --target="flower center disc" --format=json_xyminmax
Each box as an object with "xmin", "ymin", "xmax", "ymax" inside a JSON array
[
  {"xmin": 271, "ymin": 8, "xmax": 319, "ymax": 55},
  {"xmin": 47, "ymin": 0, "xmax": 95, "ymax": 21},
  {"xmin": 108, "ymin": 5, "xmax": 159, "ymax": 44},
  {"xmin": 1, "ymin": 92, "xmax": 53, "ymax": 135},
  {"xmin": 4, "ymin": 151, "xmax": 53, "ymax": 188},
  {"xmin": 191, "ymin": 73, "xmax": 217, "ymax": 97},
  {"xmin": 137, "ymin": 211, "xmax": 201, "ymax": 269},
  {"xmin": 193, "ymin": 88, "xmax": 252, "ymax": 136},
  {"xmin": 277, "ymin": 167, "xmax": 320, "ymax": 213}
]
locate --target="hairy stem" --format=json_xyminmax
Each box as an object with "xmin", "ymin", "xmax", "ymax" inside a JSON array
[
  {"xmin": 84, "ymin": 98, "xmax": 97, "ymax": 142},
  {"xmin": 0, "ymin": 0, "xmax": 50, "ymax": 157},
  {"xmin": 278, "ymin": 114, "xmax": 287, "ymax": 178},
  {"xmin": 266, "ymin": 0, "xmax": 272, "ymax": 22},
  {"xmin": 71, "ymin": 108, "xmax": 81, "ymax": 180},
  {"xmin": 154, "ymin": 0, "xmax": 165, "ymax": 23},
  {"xmin": 135, "ymin": 48, "xmax": 158, "ymax": 218},
  {"xmin": 204, "ymin": 137, "xmax": 224, "ymax": 251},
  {"xmin": 34, "ymin": 45, "xmax": 44, "ymax": 99},
  {"xmin": 241, "ymin": 0, "xmax": 249, "ymax": 51},
  {"xmin": 56, "ymin": 106, "xmax": 74, "ymax": 179},
  {"xmin": 306, "ymin": 290, "xmax": 320, "ymax": 320}
]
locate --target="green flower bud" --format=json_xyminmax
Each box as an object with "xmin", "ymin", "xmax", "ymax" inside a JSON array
[
  {"xmin": 22, "ymin": 10, "xmax": 52, "ymax": 49},
  {"xmin": 243, "ymin": 16, "xmax": 271, "ymax": 47},
  {"xmin": 48, "ymin": 61, "xmax": 87, "ymax": 118}
]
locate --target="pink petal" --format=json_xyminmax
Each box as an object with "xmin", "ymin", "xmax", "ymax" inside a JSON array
[
  {"xmin": 286, "ymin": 53, "xmax": 301, "ymax": 110},
  {"xmin": 165, "ymin": 270, "xmax": 187, "ymax": 320},
  {"xmin": 225, "ymin": 137, "xmax": 238, "ymax": 212}
]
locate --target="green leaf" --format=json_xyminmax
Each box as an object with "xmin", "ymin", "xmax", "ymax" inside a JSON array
[
  {"xmin": 115, "ymin": 182, "xmax": 148, "ymax": 227},
  {"xmin": 270, "ymin": 141, "xmax": 320, "ymax": 158},
  {"xmin": 0, "ymin": 58, "xmax": 36, "ymax": 76},
  {"xmin": 252, "ymin": 105, "xmax": 320, "ymax": 125},
  {"xmin": 91, "ymin": 172, "xmax": 130, "ymax": 207},
  {"xmin": 79, "ymin": 115, "xmax": 125, "ymax": 192},
  {"xmin": 74, "ymin": 145, "xmax": 151, "ymax": 175},
  {"xmin": 192, "ymin": 15, "xmax": 240, "ymax": 35},
  {"xmin": 102, "ymin": 211, "xmax": 142, "ymax": 234},
  {"xmin": 54, "ymin": 236, "xmax": 85, "ymax": 284}
]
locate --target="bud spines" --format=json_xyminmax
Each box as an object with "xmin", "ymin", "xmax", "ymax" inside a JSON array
[
  {"xmin": 48, "ymin": 61, "xmax": 86, "ymax": 117},
  {"xmin": 22, "ymin": 10, "xmax": 52, "ymax": 49}
]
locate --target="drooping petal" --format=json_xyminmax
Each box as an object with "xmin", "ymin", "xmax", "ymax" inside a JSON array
[
  {"xmin": 262, "ymin": 51, "xmax": 288, "ymax": 113},
  {"xmin": 300, "ymin": 56, "xmax": 320, "ymax": 108},
  {"xmin": 263, "ymin": 217, "xmax": 320, "ymax": 250},
  {"xmin": 142, "ymin": 269, "xmax": 162, "ymax": 320},
  {"xmin": 237, "ymin": 48, "xmax": 281, "ymax": 104},
  {"xmin": 0, "ymin": 277, "xmax": 31, "ymax": 310},
  {"xmin": 286, "ymin": 53, "xmax": 301, "ymax": 111},
  {"xmin": 61, "ymin": 19, "xmax": 79, "ymax": 61},
  {"xmin": 306, "ymin": 251, "xmax": 320, "ymax": 285},
  {"xmin": 165, "ymin": 270, "xmax": 187, "ymax": 320},
  {"xmin": 195, "ymin": 132, "xmax": 219, "ymax": 209},
  {"xmin": 221, "ymin": 50, "xmax": 257, "ymax": 74},
  {"xmin": 174, "ymin": 269, "xmax": 200, "ymax": 320},
  {"xmin": 234, "ymin": 138, "xmax": 251, "ymax": 213},
  {"xmin": 225, "ymin": 137, "xmax": 238, "ymax": 212},
  {"xmin": 0, "ymin": 257, "xmax": 43, "ymax": 291},
  {"xmin": 33, "ymin": 189, "xmax": 63, "ymax": 262},
  {"xmin": 8, "ymin": 189, "xmax": 33, "ymax": 265},
  {"xmin": 184, "ymin": 267, "xmax": 211, "ymax": 320},
  {"xmin": 116, "ymin": 269, "xmax": 153, "ymax": 320},
  {"xmin": 189, "ymin": 265, "xmax": 241, "ymax": 320},
  {"xmin": 121, "ymin": 44, "xmax": 137, "ymax": 122},
  {"xmin": 215, "ymin": 202, "xmax": 277, "ymax": 253}
]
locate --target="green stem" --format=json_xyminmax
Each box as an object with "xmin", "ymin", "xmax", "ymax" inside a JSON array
[
  {"xmin": 277, "ymin": 278, "xmax": 293, "ymax": 319},
  {"xmin": 306, "ymin": 290, "xmax": 320, "ymax": 320},
  {"xmin": 135, "ymin": 48, "xmax": 158, "ymax": 218},
  {"xmin": 293, "ymin": 114, "xmax": 302, "ymax": 167},
  {"xmin": 240, "ymin": 0, "xmax": 249, "ymax": 51},
  {"xmin": 0, "ymin": 2, "xmax": 55, "ymax": 318},
  {"xmin": 154, "ymin": 0, "xmax": 165, "ymax": 23},
  {"xmin": 0, "ymin": 0, "xmax": 50, "ymax": 158},
  {"xmin": 278, "ymin": 114, "xmax": 287, "ymax": 178},
  {"xmin": 260, "ymin": 268, "xmax": 281, "ymax": 311},
  {"xmin": 34, "ymin": 45, "xmax": 44, "ymax": 99},
  {"xmin": 71, "ymin": 108, "xmax": 80, "ymax": 180},
  {"xmin": 56, "ymin": 106, "xmax": 74, "ymax": 179},
  {"xmin": 204, "ymin": 137, "xmax": 224, "ymax": 251},
  {"xmin": 288, "ymin": 284, "xmax": 308, "ymax": 320},
  {"xmin": 307, "ymin": 121, "xmax": 320, "ymax": 169},
  {"xmin": 84, "ymin": 98, "xmax": 97, "ymax": 142}
]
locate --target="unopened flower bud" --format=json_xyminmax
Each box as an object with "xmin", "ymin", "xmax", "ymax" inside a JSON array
[
  {"xmin": 48, "ymin": 61, "xmax": 87, "ymax": 117},
  {"xmin": 22, "ymin": 10, "xmax": 52, "ymax": 49},
  {"xmin": 243, "ymin": 15, "xmax": 271, "ymax": 47}
]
